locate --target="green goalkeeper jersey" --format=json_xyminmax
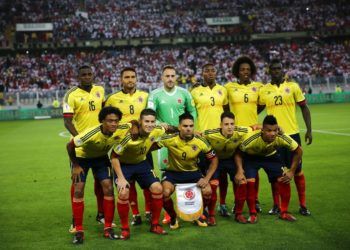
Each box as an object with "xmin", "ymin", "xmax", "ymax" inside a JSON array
[
  {"xmin": 148, "ymin": 86, "xmax": 197, "ymax": 171},
  {"xmin": 147, "ymin": 86, "xmax": 197, "ymax": 126}
]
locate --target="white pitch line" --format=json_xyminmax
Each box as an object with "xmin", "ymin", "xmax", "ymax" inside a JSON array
[
  {"xmin": 310, "ymin": 129, "xmax": 350, "ymax": 137},
  {"xmin": 59, "ymin": 131, "xmax": 71, "ymax": 138}
]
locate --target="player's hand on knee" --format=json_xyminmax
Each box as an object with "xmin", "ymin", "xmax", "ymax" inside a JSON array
[
  {"xmin": 281, "ymin": 171, "xmax": 294, "ymax": 184},
  {"xmin": 197, "ymin": 178, "xmax": 209, "ymax": 188},
  {"xmin": 72, "ymin": 165, "xmax": 84, "ymax": 183},
  {"xmin": 117, "ymin": 178, "xmax": 130, "ymax": 192},
  {"xmin": 234, "ymin": 172, "xmax": 246, "ymax": 185}
]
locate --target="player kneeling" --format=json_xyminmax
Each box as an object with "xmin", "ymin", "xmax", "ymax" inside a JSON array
[
  {"xmin": 111, "ymin": 109, "xmax": 169, "ymax": 240},
  {"xmin": 157, "ymin": 113, "xmax": 219, "ymax": 229},
  {"xmin": 234, "ymin": 115, "xmax": 302, "ymax": 223}
]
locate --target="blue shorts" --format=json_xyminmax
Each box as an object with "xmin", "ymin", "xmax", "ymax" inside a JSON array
[
  {"xmin": 277, "ymin": 133, "xmax": 302, "ymax": 173},
  {"xmin": 212, "ymin": 158, "xmax": 236, "ymax": 181},
  {"xmin": 161, "ymin": 170, "xmax": 203, "ymax": 185},
  {"xmin": 243, "ymin": 153, "xmax": 284, "ymax": 183},
  {"xmin": 74, "ymin": 156, "xmax": 112, "ymax": 182},
  {"xmin": 116, "ymin": 160, "xmax": 159, "ymax": 189}
]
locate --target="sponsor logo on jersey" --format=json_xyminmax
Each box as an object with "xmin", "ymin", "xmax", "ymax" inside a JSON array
[{"xmin": 178, "ymin": 98, "xmax": 182, "ymax": 104}]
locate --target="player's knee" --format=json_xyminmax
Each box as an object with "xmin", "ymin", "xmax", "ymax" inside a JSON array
[
  {"xmin": 118, "ymin": 189, "xmax": 129, "ymax": 200},
  {"xmin": 163, "ymin": 188, "xmax": 173, "ymax": 199},
  {"xmin": 202, "ymin": 186, "xmax": 212, "ymax": 198},
  {"xmin": 247, "ymin": 178, "xmax": 256, "ymax": 183},
  {"xmin": 150, "ymin": 182, "xmax": 163, "ymax": 194},
  {"xmin": 104, "ymin": 185, "xmax": 114, "ymax": 196}
]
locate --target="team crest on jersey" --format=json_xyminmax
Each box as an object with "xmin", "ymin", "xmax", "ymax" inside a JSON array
[
  {"xmin": 138, "ymin": 97, "xmax": 143, "ymax": 103},
  {"xmin": 252, "ymin": 87, "xmax": 257, "ymax": 92},
  {"xmin": 163, "ymin": 159, "xmax": 168, "ymax": 164},
  {"xmin": 150, "ymin": 136, "xmax": 155, "ymax": 142},
  {"xmin": 80, "ymin": 97, "xmax": 84, "ymax": 101},
  {"xmin": 119, "ymin": 100, "xmax": 123, "ymax": 103},
  {"xmin": 285, "ymin": 88, "xmax": 290, "ymax": 93},
  {"xmin": 184, "ymin": 189, "xmax": 195, "ymax": 200},
  {"xmin": 199, "ymin": 93, "xmax": 204, "ymax": 96},
  {"xmin": 234, "ymin": 88, "xmax": 238, "ymax": 92},
  {"xmin": 178, "ymin": 98, "xmax": 182, "ymax": 104},
  {"xmin": 96, "ymin": 92, "xmax": 100, "ymax": 98},
  {"xmin": 218, "ymin": 90, "xmax": 223, "ymax": 96},
  {"xmin": 192, "ymin": 145, "xmax": 198, "ymax": 151}
]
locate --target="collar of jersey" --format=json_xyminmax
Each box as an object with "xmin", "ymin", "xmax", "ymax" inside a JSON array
[{"xmin": 162, "ymin": 86, "xmax": 177, "ymax": 96}]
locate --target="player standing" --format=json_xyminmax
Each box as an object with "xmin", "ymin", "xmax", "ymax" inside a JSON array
[
  {"xmin": 190, "ymin": 63, "xmax": 228, "ymax": 225},
  {"xmin": 63, "ymin": 65, "xmax": 106, "ymax": 232},
  {"xmin": 105, "ymin": 67, "xmax": 151, "ymax": 225},
  {"xmin": 148, "ymin": 65, "xmax": 197, "ymax": 223},
  {"xmin": 259, "ymin": 59, "xmax": 312, "ymax": 215},
  {"xmin": 223, "ymin": 56, "xmax": 264, "ymax": 215}
]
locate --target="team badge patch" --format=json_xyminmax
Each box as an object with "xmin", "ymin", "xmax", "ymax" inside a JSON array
[
  {"xmin": 119, "ymin": 100, "xmax": 123, "ymax": 103},
  {"xmin": 150, "ymin": 136, "xmax": 155, "ymax": 142},
  {"xmin": 184, "ymin": 189, "xmax": 195, "ymax": 200},
  {"xmin": 218, "ymin": 90, "xmax": 222, "ymax": 96},
  {"xmin": 138, "ymin": 97, "xmax": 143, "ymax": 103},
  {"xmin": 163, "ymin": 159, "xmax": 168, "ymax": 164},
  {"xmin": 192, "ymin": 145, "xmax": 198, "ymax": 151},
  {"xmin": 96, "ymin": 92, "xmax": 100, "ymax": 98},
  {"xmin": 178, "ymin": 98, "xmax": 182, "ymax": 104},
  {"xmin": 252, "ymin": 87, "xmax": 257, "ymax": 92},
  {"xmin": 285, "ymin": 88, "xmax": 290, "ymax": 93},
  {"xmin": 199, "ymin": 93, "xmax": 204, "ymax": 96}
]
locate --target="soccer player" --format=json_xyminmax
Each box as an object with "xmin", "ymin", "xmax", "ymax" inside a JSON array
[
  {"xmin": 111, "ymin": 109, "xmax": 169, "ymax": 240},
  {"xmin": 104, "ymin": 67, "xmax": 151, "ymax": 226},
  {"xmin": 148, "ymin": 65, "xmax": 197, "ymax": 224},
  {"xmin": 235, "ymin": 115, "xmax": 303, "ymax": 223},
  {"xmin": 157, "ymin": 112, "xmax": 219, "ymax": 229},
  {"xmin": 223, "ymin": 56, "xmax": 264, "ymax": 216},
  {"xmin": 259, "ymin": 59, "xmax": 312, "ymax": 216},
  {"xmin": 190, "ymin": 63, "xmax": 228, "ymax": 225},
  {"xmin": 66, "ymin": 106, "xmax": 130, "ymax": 244},
  {"xmin": 63, "ymin": 65, "xmax": 106, "ymax": 232}
]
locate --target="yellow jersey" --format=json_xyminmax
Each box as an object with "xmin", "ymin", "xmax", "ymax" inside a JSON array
[
  {"xmin": 240, "ymin": 130, "xmax": 299, "ymax": 157},
  {"xmin": 104, "ymin": 90, "xmax": 148, "ymax": 123},
  {"xmin": 224, "ymin": 81, "xmax": 263, "ymax": 126},
  {"xmin": 258, "ymin": 81, "xmax": 305, "ymax": 135},
  {"xmin": 157, "ymin": 134, "xmax": 216, "ymax": 172},
  {"xmin": 113, "ymin": 126, "xmax": 165, "ymax": 164},
  {"xmin": 73, "ymin": 123, "xmax": 131, "ymax": 158},
  {"xmin": 63, "ymin": 85, "xmax": 104, "ymax": 133},
  {"xmin": 190, "ymin": 84, "xmax": 228, "ymax": 131},
  {"xmin": 204, "ymin": 126, "xmax": 252, "ymax": 160}
]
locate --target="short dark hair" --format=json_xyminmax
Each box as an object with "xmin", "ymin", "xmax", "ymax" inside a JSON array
[
  {"xmin": 162, "ymin": 65, "xmax": 176, "ymax": 74},
  {"xmin": 140, "ymin": 108, "xmax": 157, "ymax": 120},
  {"xmin": 269, "ymin": 58, "xmax": 283, "ymax": 68},
  {"xmin": 78, "ymin": 65, "xmax": 91, "ymax": 73},
  {"xmin": 202, "ymin": 63, "xmax": 215, "ymax": 71},
  {"xmin": 179, "ymin": 112, "xmax": 194, "ymax": 123},
  {"xmin": 232, "ymin": 56, "xmax": 256, "ymax": 78},
  {"xmin": 98, "ymin": 106, "xmax": 122, "ymax": 123},
  {"xmin": 120, "ymin": 67, "xmax": 137, "ymax": 78},
  {"xmin": 262, "ymin": 115, "xmax": 278, "ymax": 126},
  {"xmin": 221, "ymin": 111, "xmax": 235, "ymax": 121}
]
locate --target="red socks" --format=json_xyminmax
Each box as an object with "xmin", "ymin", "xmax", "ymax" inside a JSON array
[
  {"xmin": 163, "ymin": 199, "xmax": 177, "ymax": 219},
  {"xmin": 219, "ymin": 172, "xmax": 228, "ymax": 205},
  {"xmin": 247, "ymin": 181, "xmax": 257, "ymax": 214},
  {"xmin": 278, "ymin": 182, "xmax": 291, "ymax": 213},
  {"xmin": 234, "ymin": 183, "xmax": 247, "ymax": 215},
  {"xmin": 294, "ymin": 174, "xmax": 306, "ymax": 207},
  {"xmin": 94, "ymin": 178, "xmax": 104, "ymax": 214},
  {"xmin": 72, "ymin": 200, "xmax": 84, "ymax": 231},
  {"xmin": 151, "ymin": 192, "xmax": 163, "ymax": 225},
  {"xmin": 208, "ymin": 184, "xmax": 218, "ymax": 216},
  {"xmin": 103, "ymin": 198, "xmax": 115, "ymax": 229},
  {"xmin": 144, "ymin": 189, "xmax": 152, "ymax": 213},
  {"xmin": 117, "ymin": 197, "xmax": 130, "ymax": 229},
  {"xmin": 129, "ymin": 182, "xmax": 140, "ymax": 215}
]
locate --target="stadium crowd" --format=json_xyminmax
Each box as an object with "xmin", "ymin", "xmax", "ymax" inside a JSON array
[
  {"xmin": 1, "ymin": 40, "xmax": 349, "ymax": 93},
  {"xmin": 1, "ymin": 0, "xmax": 349, "ymax": 44}
]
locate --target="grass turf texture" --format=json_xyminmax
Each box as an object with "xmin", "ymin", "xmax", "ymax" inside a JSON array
[{"xmin": 0, "ymin": 103, "xmax": 349, "ymax": 249}]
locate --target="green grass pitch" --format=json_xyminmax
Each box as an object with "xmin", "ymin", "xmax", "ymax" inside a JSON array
[{"xmin": 0, "ymin": 103, "xmax": 349, "ymax": 249}]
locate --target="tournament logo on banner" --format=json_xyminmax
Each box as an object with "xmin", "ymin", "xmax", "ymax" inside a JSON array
[{"xmin": 176, "ymin": 183, "xmax": 203, "ymax": 221}]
